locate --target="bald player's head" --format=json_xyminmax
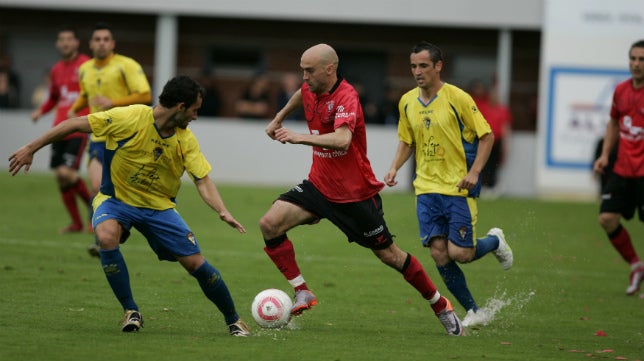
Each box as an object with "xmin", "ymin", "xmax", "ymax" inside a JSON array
[{"xmin": 300, "ymin": 43, "xmax": 339, "ymax": 95}]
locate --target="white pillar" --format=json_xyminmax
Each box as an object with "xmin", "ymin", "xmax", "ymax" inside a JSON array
[
  {"xmin": 153, "ymin": 14, "xmax": 178, "ymax": 102},
  {"xmin": 496, "ymin": 29, "xmax": 513, "ymax": 105}
]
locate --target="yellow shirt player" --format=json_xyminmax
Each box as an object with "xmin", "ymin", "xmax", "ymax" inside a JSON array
[
  {"xmin": 385, "ymin": 42, "xmax": 513, "ymax": 327},
  {"xmin": 397, "ymin": 83, "xmax": 491, "ymax": 197},
  {"xmin": 89, "ymin": 104, "xmax": 210, "ymax": 210},
  {"xmin": 10, "ymin": 75, "xmax": 251, "ymax": 336},
  {"xmin": 68, "ymin": 22, "xmax": 151, "ymax": 250}
]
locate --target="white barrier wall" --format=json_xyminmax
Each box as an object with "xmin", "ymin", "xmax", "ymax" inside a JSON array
[{"xmin": 1, "ymin": 110, "xmax": 538, "ymax": 197}]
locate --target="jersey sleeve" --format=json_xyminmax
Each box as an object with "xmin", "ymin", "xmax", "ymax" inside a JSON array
[
  {"xmin": 88, "ymin": 106, "xmax": 143, "ymax": 150},
  {"xmin": 122, "ymin": 58, "xmax": 151, "ymax": 94},
  {"xmin": 397, "ymin": 93, "xmax": 415, "ymax": 146},
  {"xmin": 456, "ymin": 91, "xmax": 491, "ymax": 141},
  {"xmin": 178, "ymin": 129, "xmax": 212, "ymax": 180}
]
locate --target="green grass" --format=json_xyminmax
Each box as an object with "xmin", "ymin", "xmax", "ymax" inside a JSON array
[{"xmin": 0, "ymin": 172, "xmax": 642, "ymax": 360}]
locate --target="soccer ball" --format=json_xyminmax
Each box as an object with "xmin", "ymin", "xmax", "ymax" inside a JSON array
[{"xmin": 251, "ymin": 288, "xmax": 293, "ymax": 328}]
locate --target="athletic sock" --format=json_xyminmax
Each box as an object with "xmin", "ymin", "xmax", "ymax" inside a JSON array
[
  {"xmin": 73, "ymin": 178, "xmax": 91, "ymax": 204},
  {"xmin": 191, "ymin": 260, "xmax": 239, "ymax": 325},
  {"xmin": 264, "ymin": 236, "xmax": 309, "ymax": 292},
  {"xmin": 99, "ymin": 247, "xmax": 138, "ymax": 311},
  {"xmin": 61, "ymin": 185, "xmax": 82, "ymax": 228},
  {"xmin": 473, "ymin": 233, "xmax": 500, "ymax": 260},
  {"xmin": 609, "ymin": 225, "xmax": 640, "ymax": 265},
  {"xmin": 399, "ymin": 253, "xmax": 445, "ymax": 312},
  {"xmin": 436, "ymin": 260, "xmax": 478, "ymax": 312}
]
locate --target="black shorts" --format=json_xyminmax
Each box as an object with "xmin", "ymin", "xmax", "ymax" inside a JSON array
[
  {"xmin": 50, "ymin": 137, "xmax": 88, "ymax": 170},
  {"xmin": 278, "ymin": 180, "xmax": 394, "ymax": 250},
  {"xmin": 600, "ymin": 173, "xmax": 644, "ymax": 222}
]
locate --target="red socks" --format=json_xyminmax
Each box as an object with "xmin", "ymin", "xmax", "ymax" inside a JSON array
[
  {"xmin": 264, "ymin": 238, "xmax": 308, "ymax": 291},
  {"xmin": 60, "ymin": 179, "xmax": 91, "ymax": 228},
  {"xmin": 609, "ymin": 225, "xmax": 640, "ymax": 265}
]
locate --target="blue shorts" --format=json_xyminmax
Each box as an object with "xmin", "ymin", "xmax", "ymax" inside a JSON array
[
  {"xmin": 93, "ymin": 197, "xmax": 200, "ymax": 261},
  {"xmin": 88, "ymin": 140, "xmax": 105, "ymax": 163},
  {"xmin": 416, "ymin": 193, "xmax": 478, "ymax": 248}
]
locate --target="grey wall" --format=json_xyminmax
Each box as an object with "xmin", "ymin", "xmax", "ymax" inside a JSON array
[{"xmin": 2, "ymin": 110, "xmax": 537, "ymax": 197}]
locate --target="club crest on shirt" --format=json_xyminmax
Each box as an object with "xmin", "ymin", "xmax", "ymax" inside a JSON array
[
  {"xmin": 458, "ymin": 226, "xmax": 467, "ymax": 240},
  {"xmin": 105, "ymin": 117, "xmax": 112, "ymax": 125},
  {"xmin": 424, "ymin": 117, "xmax": 431, "ymax": 129},
  {"xmin": 153, "ymin": 147, "xmax": 163, "ymax": 161},
  {"xmin": 187, "ymin": 232, "xmax": 196, "ymax": 245}
]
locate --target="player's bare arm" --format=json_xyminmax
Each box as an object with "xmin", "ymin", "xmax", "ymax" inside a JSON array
[
  {"xmin": 194, "ymin": 175, "xmax": 246, "ymax": 234},
  {"xmin": 9, "ymin": 117, "xmax": 91, "ymax": 176},
  {"xmin": 594, "ymin": 118, "xmax": 620, "ymax": 174},
  {"xmin": 457, "ymin": 132, "xmax": 493, "ymax": 191},
  {"xmin": 385, "ymin": 141, "xmax": 414, "ymax": 187},
  {"xmin": 274, "ymin": 124, "xmax": 351, "ymax": 151},
  {"xmin": 266, "ymin": 89, "xmax": 303, "ymax": 140}
]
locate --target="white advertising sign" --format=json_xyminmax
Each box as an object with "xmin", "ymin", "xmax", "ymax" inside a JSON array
[{"xmin": 537, "ymin": 0, "xmax": 643, "ymax": 197}]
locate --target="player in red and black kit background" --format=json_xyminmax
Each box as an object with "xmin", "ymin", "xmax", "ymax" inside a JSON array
[
  {"xmin": 259, "ymin": 43, "xmax": 464, "ymax": 336},
  {"xmin": 593, "ymin": 39, "xmax": 644, "ymax": 296},
  {"xmin": 31, "ymin": 26, "xmax": 91, "ymax": 234}
]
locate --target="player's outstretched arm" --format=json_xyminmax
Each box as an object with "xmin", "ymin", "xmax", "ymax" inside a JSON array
[
  {"xmin": 194, "ymin": 175, "xmax": 246, "ymax": 234},
  {"xmin": 9, "ymin": 116, "xmax": 91, "ymax": 176},
  {"xmin": 384, "ymin": 141, "xmax": 414, "ymax": 187}
]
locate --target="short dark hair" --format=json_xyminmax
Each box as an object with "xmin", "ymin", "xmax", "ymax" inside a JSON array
[
  {"xmin": 158, "ymin": 75, "xmax": 205, "ymax": 108},
  {"xmin": 93, "ymin": 22, "xmax": 114, "ymax": 37},
  {"xmin": 631, "ymin": 39, "xmax": 644, "ymax": 51},
  {"xmin": 411, "ymin": 41, "xmax": 444, "ymax": 64},
  {"xmin": 58, "ymin": 26, "xmax": 79, "ymax": 39}
]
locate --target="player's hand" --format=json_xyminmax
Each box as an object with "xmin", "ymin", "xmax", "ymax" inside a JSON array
[
  {"xmin": 384, "ymin": 169, "xmax": 398, "ymax": 187},
  {"xmin": 273, "ymin": 127, "xmax": 300, "ymax": 145},
  {"xmin": 8, "ymin": 145, "xmax": 34, "ymax": 176},
  {"xmin": 456, "ymin": 172, "xmax": 478, "ymax": 192},
  {"xmin": 30, "ymin": 110, "xmax": 42, "ymax": 122},
  {"xmin": 219, "ymin": 211, "xmax": 246, "ymax": 233},
  {"xmin": 593, "ymin": 156, "xmax": 607, "ymax": 174},
  {"xmin": 265, "ymin": 118, "xmax": 283, "ymax": 140},
  {"xmin": 90, "ymin": 96, "xmax": 113, "ymax": 110}
]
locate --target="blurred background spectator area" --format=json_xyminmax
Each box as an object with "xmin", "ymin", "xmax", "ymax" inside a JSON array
[{"xmin": 0, "ymin": 7, "xmax": 539, "ymax": 129}]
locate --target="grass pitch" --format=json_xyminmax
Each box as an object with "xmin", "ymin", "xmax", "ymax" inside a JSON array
[{"xmin": 0, "ymin": 172, "xmax": 642, "ymax": 360}]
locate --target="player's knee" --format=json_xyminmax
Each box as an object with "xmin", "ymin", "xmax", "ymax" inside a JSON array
[
  {"xmin": 94, "ymin": 223, "xmax": 121, "ymax": 249},
  {"xmin": 598, "ymin": 213, "xmax": 619, "ymax": 232},
  {"xmin": 258, "ymin": 213, "xmax": 278, "ymax": 236},
  {"xmin": 429, "ymin": 245, "xmax": 449, "ymax": 264}
]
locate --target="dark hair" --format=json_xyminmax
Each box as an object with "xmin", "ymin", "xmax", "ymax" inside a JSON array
[
  {"xmin": 92, "ymin": 22, "xmax": 113, "ymax": 37},
  {"xmin": 158, "ymin": 75, "xmax": 205, "ymax": 108},
  {"xmin": 58, "ymin": 26, "xmax": 79, "ymax": 39},
  {"xmin": 411, "ymin": 41, "xmax": 444, "ymax": 64},
  {"xmin": 631, "ymin": 39, "xmax": 644, "ymax": 51}
]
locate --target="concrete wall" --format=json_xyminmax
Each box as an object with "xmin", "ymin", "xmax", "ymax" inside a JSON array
[
  {"xmin": 0, "ymin": 0, "xmax": 543, "ymax": 29},
  {"xmin": 1, "ymin": 109, "xmax": 538, "ymax": 197}
]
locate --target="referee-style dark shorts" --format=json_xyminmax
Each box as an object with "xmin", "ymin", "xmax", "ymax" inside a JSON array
[
  {"xmin": 278, "ymin": 180, "xmax": 394, "ymax": 250},
  {"xmin": 50, "ymin": 137, "xmax": 88, "ymax": 170},
  {"xmin": 600, "ymin": 173, "xmax": 644, "ymax": 222}
]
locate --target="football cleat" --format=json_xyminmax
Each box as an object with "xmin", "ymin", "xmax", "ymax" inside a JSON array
[
  {"xmin": 435, "ymin": 297, "xmax": 464, "ymax": 336},
  {"xmin": 626, "ymin": 264, "xmax": 644, "ymax": 296},
  {"xmin": 291, "ymin": 290, "xmax": 318, "ymax": 316},
  {"xmin": 87, "ymin": 243, "xmax": 100, "ymax": 258},
  {"xmin": 489, "ymin": 228, "xmax": 513, "ymax": 270},
  {"xmin": 121, "ymin": 310, "xmax": 143, "ymax": 332},
  {"xmin": 60, "ymin": 223, "xmax": 83, "ymax": 234},
  {"xmin": 462, "ymin": 308, "xmax": 486, "ymax": 327},
  {"xmin": 228, "ymin": 319, "xmax": 251, "ymax": 337}
]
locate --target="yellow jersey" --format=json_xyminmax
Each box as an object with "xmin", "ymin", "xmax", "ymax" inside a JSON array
[
  {"xmin": 88, "ymin": 104, "xmax": 212, "ymax": 210},
  {"xmin": 397, "ymin": 83, "xmax": 491, "ymax": 197},
  {"xmin": 78, "ymin": 54, "xmax": 151, "ymax": 142}
]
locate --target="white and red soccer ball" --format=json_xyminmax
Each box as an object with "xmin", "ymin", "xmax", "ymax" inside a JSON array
[{"xmin": 251, "ymin": 288, "xmax": 293, "ymax": 328}]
